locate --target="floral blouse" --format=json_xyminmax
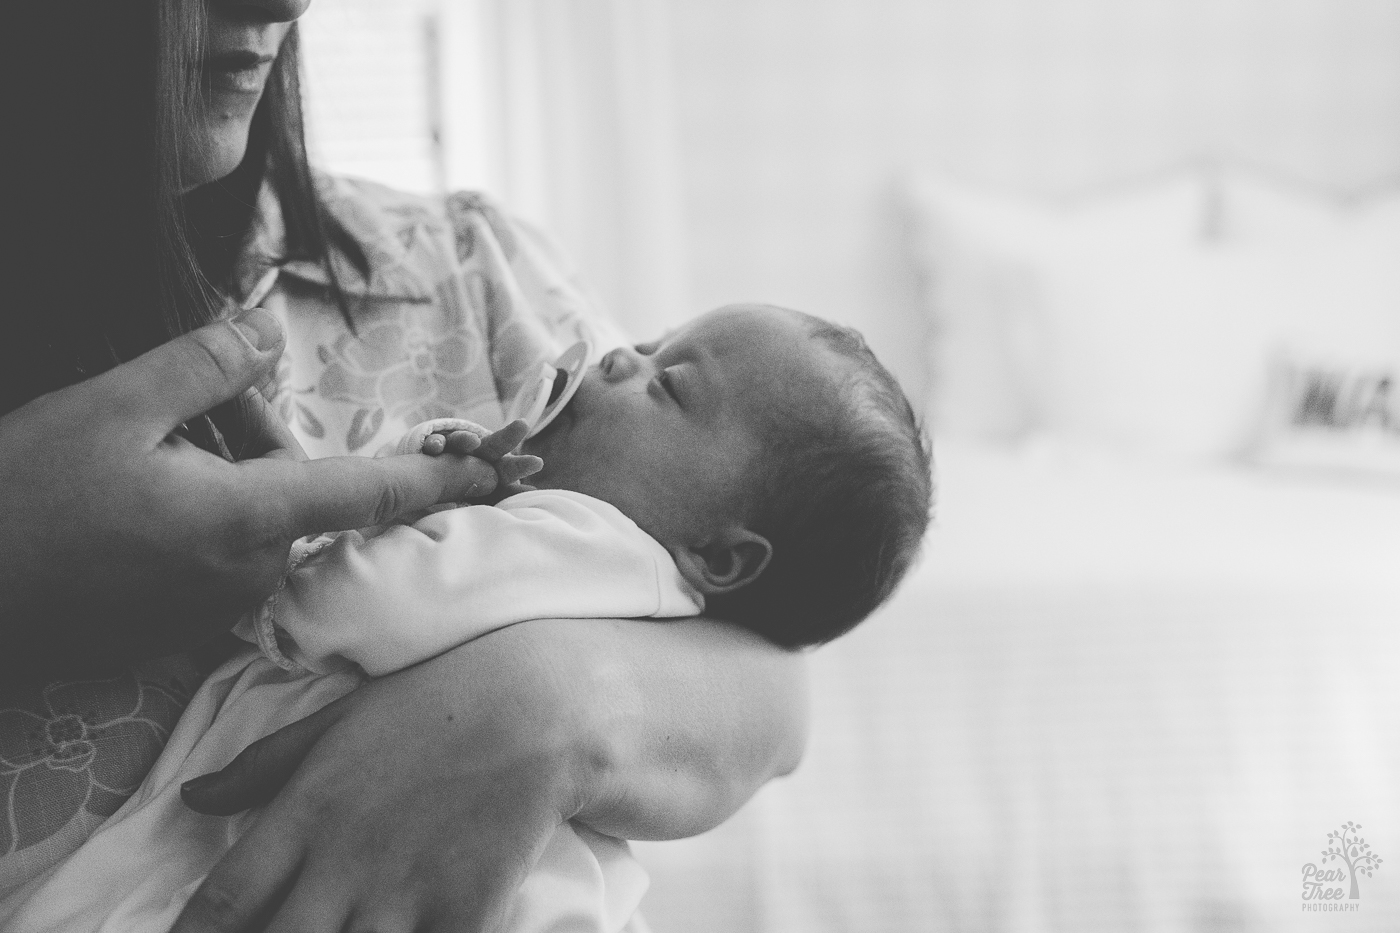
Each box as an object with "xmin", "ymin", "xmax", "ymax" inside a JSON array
[{"xmin": 0, "ymin": 175, "xmax": 624, "ymax": 896}]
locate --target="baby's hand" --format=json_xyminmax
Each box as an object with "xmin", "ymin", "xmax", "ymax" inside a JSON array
[
  {"xmin": 471, "ymin": 420, "xmax": 544, "ymax": 485},
  {"xmin": 411, "ymin": 419, "xmax": 542, "ymax": 497}
]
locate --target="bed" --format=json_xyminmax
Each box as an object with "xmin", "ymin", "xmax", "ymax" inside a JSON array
[
  {"xmin": 633, "ymin": 168, "xmax": 1400, "ymax": 933},
  {"xmin": 636, "ymin": 439, "xmax": 1400, "ymax": 933}
]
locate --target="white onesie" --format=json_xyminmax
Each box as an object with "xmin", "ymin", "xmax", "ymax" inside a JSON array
[{"xmin": 0, "ymin": 490, "xmax": 703, "ymax": 933}]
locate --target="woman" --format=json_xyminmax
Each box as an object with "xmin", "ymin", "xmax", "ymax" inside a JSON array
[{"xmin": 0, "ymin": 1, "xmax": 807, "ymax": 929}]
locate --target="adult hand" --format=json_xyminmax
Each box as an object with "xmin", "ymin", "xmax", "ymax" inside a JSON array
[
  {"xmin": 0, "ymin": 309, "xmax": 504, "ymax": 676},
  {"xmin": 174, "ymin": 619, "xmax": 594, "ymax": 933},
  {"xmin": 173, "ymin": 617, "xmax": 807, "ymax": 932}
]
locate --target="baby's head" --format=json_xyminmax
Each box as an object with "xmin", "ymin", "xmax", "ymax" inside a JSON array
[{"xmin": 523, "ymin": 303, "xmax": 932, "ymax": 647}]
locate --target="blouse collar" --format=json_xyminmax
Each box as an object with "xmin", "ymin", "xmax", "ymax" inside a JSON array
[{"xmin": 234, "ymin": 173, "xmax": 436, "ymax": 306}]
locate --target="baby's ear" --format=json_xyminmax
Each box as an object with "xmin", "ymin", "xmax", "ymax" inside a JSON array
[{"xmin": 674, "ymin": 528, "xmax": 772, "ymax": 596}]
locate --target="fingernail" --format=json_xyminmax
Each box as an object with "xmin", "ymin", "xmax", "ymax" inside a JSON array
[
  {"xmin": 182, "ymin": 775, "xmax": 213, "ymax": 793},
  {"xmin": 231, "ymin": 307, "xmax": 283, "ymax": 352}
]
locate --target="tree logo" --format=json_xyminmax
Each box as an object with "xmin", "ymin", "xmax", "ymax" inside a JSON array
[{"xmin": 1301, "ymin": 822, "xmax": 1382, "ymax": 906}]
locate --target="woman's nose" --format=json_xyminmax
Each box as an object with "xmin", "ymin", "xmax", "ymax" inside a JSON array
[
  {"xmin": 210, "ymin": 0, "xmax": 311, "ymax": 23},
  {"xmin": 600, "ymin": 347, "xmax": 643, "ymax": 383}
]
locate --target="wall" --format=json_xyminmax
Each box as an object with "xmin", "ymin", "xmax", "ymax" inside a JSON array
[
  {"xmin": 299, "ymin": 0, "xmax": 692, "ymax": 341},
  {"xmin": 298, "ymin": 0, "xmax": 1400, "ymax": 403},
  {"xmin": 666, "ymin": 0, "xmax": 1400, "ymax": 404},
  {"xmin": 299, "ymin": 0, "xmax": 442, "ymax": 194}
]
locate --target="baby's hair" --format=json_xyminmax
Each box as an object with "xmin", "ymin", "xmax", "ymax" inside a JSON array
[{"xmin": 708, "ymin": 310, "xmax": 934, "ymax": 648}]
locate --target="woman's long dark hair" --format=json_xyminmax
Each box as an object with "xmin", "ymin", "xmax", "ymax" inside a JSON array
[{"xmin": 0, "ymin": 0, "xmax": 362, "ymax": 449}]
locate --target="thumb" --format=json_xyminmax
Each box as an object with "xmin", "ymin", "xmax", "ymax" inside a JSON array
[
  {"xmin": 181, "ymin": 697, "xmax": 345, "ymax": 816},
  {"xmin": 96, "ymin": 308, "xmax": 285, "ymax": 445}
]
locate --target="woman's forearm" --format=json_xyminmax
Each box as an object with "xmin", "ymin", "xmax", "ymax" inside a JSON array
[
  {"xmin": 517, "ymin": 615, "xmax": 810, "ymax": 841},
  {"xmin": 172, "ymin": 613, "xmax": 808, "ymax": 930}
]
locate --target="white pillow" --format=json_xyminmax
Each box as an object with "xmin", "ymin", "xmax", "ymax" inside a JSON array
[
  {"xmin": 1215, "ymin": 172, "xmax": 1400, "ymax": 370},
  {"xmin": 904, "ymin": 172, "xmax": 1210, "ymax": 445},
  {"xmin": 1248, "ymin": 354, "xmax": 1400, "ymax": 479},
  {"xmin": 1223, "ymin": 173, "xmax": 1400, "ymax": 477},
  {"xmin": 906, "ymin": 170, "xmax": 1400, "ymax": 460},
  {"xmin": 1219, "ymin": 171, "xmax": 1400, "ymax": 243}
]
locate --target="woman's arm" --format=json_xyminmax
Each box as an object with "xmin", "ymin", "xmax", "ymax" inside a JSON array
[
  {"xmin": 172, "ymin": 616, "xmax": 807, "ymax": 932},
  {"xmin": 563, "ymin": 617, "xmax": 808, "ymax": 840}
]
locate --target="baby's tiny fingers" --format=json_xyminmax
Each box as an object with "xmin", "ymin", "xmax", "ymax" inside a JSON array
[
  {"xmin": 475, "ymin": 419, "xmax": 530, "ymax": 461},
  {"xmin": 498, "ymin": 453, "xmax": 543, "ymax": 485},
  {"xmin": 421, "ymin": 433, "xmax": 447, "ymax": 456},
  {"xmin": 443, "ymin": 430, "xmax": 482, "ymax": 456}
]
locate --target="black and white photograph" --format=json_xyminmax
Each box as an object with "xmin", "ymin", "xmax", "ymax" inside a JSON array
[{"xmin": 2, "ymin": 1, "xmax": 1398, "ymax": 931}]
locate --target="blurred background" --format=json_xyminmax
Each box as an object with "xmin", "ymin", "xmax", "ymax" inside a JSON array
[
  {"xmin": 300, "ymin": 2, "xmax": 1400, "ymax": 932},
  {"xmin": 299, "ymin": 0, "xmax": 1400, "ymax": 409}
]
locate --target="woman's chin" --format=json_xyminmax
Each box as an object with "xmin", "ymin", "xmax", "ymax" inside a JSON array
[{"xmin": 180, "ymin": 122, "xmax": 254, "ymax": 191}]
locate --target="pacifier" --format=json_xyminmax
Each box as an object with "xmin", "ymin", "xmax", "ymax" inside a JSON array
[{"xmin": 506, "ymin": 339, "xmax": 592, "ymax": 439}]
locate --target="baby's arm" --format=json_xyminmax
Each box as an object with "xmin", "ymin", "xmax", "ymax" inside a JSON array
[{"xmin": 267, "ymin": 492, "xmax": 695, "ymax": 678}]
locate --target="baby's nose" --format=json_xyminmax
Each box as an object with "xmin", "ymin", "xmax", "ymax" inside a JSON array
[{"xmin": 600, "ymin": 346, "xmax": 642, "ymax": 382}]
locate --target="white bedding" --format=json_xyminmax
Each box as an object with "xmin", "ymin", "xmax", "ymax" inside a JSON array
[{"xmin": 635, "ymin": 440, "xmax": 1400, "ymax": 933}]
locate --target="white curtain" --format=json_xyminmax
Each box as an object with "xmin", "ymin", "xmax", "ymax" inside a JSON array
[{"xmin": 303, "ymin": 0, "xmax": 692, "ymax": 339}]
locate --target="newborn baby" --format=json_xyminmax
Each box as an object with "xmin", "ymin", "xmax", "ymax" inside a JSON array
[
  {"xmin": 1, "ymin": 304, "xmax": 931, "ymax": 933},
  {"xmin": 518, "ymin": 302, "xmax": 932, "ymax": 647},
  {"xmin": 265, "ymin": 301, "xmax": 933, "ymax": 673}
]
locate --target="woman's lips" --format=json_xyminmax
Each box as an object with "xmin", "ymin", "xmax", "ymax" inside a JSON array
[{"xmin": 205, "ymin": 51, "xmax": 275, "ymax": 94}]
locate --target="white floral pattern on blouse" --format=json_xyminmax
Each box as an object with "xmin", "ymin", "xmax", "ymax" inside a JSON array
[{"xmin": 240, "ymin": 175, "xmax": 625, "ymax": 458}]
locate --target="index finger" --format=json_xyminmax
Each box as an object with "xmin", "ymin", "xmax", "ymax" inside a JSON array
[
  {"xmin": 95, "ymin": 310, "xmax": 284, "ymax": 444},
  {"xmin": 169, "ymin": 814, "xmax": 308, "ymax": 933},
  {"xmin": 246, "ymin": 451, "xmax": 502, "ymax": 536}
]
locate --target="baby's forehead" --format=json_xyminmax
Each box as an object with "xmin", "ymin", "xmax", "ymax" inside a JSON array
[
  {"xmin": 685, "ymin": 304, "xmax": 804, "ymax": 355},
  {"xmin": 707, "ymin": 317, "xmax": 846, "ymax": 414}
]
